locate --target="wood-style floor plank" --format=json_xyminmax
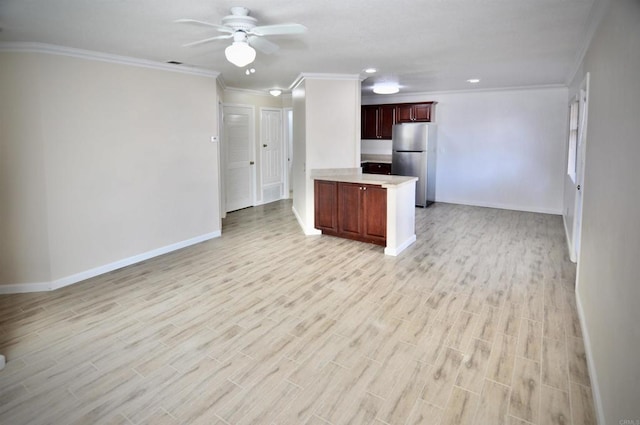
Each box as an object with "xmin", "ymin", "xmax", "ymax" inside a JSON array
[{"xmin": 0, "ymin": 200, "xmax": 596, "ymax": 425}]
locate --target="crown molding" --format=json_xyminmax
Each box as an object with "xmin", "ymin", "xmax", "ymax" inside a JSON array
[
  {"xmin": 289, "ymin": 72, "xmax": 362, "ymax": 90},
  {"xmin": 361, "ymin": 83, "xmax": 567, "ymax": 104},
  {"xmin": 224, "ymin": 86, "xmax": 277, "ymax": 97},
  {"xmin": 0, "ymin": 42, "xmax": 220, "ymax": 79}
]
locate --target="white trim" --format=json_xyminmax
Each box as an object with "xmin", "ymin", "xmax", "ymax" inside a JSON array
[
  {"xmin": 436, "ymin": 198, "xmax": 562, "ymax": 216},
  {"xmin": 292, "ymin": 206, "xmax": 321, "ymax": 236},
  {"xmin": 362, "ymin": 84, "xmax": 567, "ymax": 104},
  {"xmin": 0, "ymin": 231, "xmax": 221, "ymax": 294},
  {"xmin": 225, "ymin": 86, "xmax": 278, "ymax": 97},
  {"xmin": 575, "ymin": 294, "xmax": 606, "ymax": 425},
  {"xmin": 563, "ymin": 214, "xmax": 577, "ymax": 263},
  {"xmin": 384, "ymin": 234, "xmax": 416, "ymax": 256},
  {"xmin": 289, "ymin": 73, "xmax": 362, "ymax": 90},
  {"xmin": 0, "ymin": 42, "xmax": 220, "ymax": 79}
]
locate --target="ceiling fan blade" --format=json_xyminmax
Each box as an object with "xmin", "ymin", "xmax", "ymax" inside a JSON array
[
  {"xmin": 248, "ymin": 36, "xmax": 279, "ymax": 55},
  {"xmin": 183, "ymin": 34, "xmax": 233, "ymax": 47},
  {"xmin": 249, "ymin": 23, "xmax": 307, "ymax": 36},
  {"xmin": 174, "ymin": 19, "xmax": 233, "ymax": 33}
]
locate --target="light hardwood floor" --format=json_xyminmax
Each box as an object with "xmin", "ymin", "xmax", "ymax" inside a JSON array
[{"xmin": 0, "ymin": 200, "xmax": 597, "ymax": 425}]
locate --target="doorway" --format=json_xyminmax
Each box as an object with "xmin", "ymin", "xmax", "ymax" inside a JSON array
[{"xmin": 223, "ymin": 105, "xmax": 255, "ymax": 212}]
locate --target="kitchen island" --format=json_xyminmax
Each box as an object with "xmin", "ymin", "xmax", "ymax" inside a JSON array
[{"xmin": 312, "ymin": 170, "xmax": 418, "ymax": 256}]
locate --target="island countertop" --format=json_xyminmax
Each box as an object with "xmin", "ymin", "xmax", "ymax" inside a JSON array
[{"xmin": 311, "ymin": 170, "xmax": 417, "ymax": 188}]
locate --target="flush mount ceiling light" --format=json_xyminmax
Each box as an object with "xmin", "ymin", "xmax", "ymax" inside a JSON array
[
  {"xmin": 269, "ymin": 89, "xmax": 282, "ymax": 97},
  {"xmin": 364, "ymin": 68, "xmax": 377, "ymax": 74},
  {"xmin": 467, "ymin": 78, "xmax": 480, "ymax": 83},
  {"xmin": 225, "ymin": 33, "xmax": 256, "ymax": 67},
  {"xmin": 372, "ymin": 83, "xmax": 400, "ymax": 94}
]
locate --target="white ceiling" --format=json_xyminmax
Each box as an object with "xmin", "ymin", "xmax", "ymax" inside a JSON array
[{"xmin": 0, "ymin": 0, "xmax": 596, "ymax": 95}]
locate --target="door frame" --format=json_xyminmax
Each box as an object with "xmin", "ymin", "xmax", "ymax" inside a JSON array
[
  {"xmin": 222, "ymin": 103, "xmax": 256, "ymax": 212},
  {"xmin": 572, "ymin": 72, "xmax": 590, "ymax": 262},
  {"xmin": 284, "ymin": 107, "xmax": 293, "ymax": 198}
]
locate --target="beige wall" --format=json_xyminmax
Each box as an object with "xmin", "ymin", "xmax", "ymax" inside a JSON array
[
  {"xmin": 572, "ymin": 0, "xmax": 640, "ymax": 422},
  {"xmin": 0, "ymin": 51, "xmax": 221, "ymax": 288},
  {"xmin": 0, "ymin": 53, "xmax": 52, "ymax": 284}
]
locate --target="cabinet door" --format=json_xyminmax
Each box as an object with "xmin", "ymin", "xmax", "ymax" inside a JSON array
[
  {"xmin": 314, "ymin": 180, "xmax": 338, "ymax": 234},
  {"xmin": 396, "ymin": 104, "xmax": 414, "ymax": 123},
  {"xmin": 362, "ymin": 185, "xmax": 387, "ymax": 244},
  {"xmin": 413, "ymin": 103, "xmax": 432, "ymax": 122},
  {"xmin": 338, "ymin": 183, "xmax": 362, "ymax": 237},
  {"xmin": 361, "ymin": 106, "xmax": 379, "ymax": 139},
  {"xmin": 378, "ymin": 105, "xmax": 396, "ymax": 139}
]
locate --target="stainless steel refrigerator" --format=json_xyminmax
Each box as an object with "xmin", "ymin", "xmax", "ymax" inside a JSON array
[{"xmin": 391, "ymin": 123, "xmax": 437, "ymax": 207}]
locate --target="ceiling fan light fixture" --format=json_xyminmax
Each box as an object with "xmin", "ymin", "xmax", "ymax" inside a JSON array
[
  {"xmin": 372, "ymin": 83, "xmax": 399, "ymax": 95},
  {"xmin": 225, "ymin": 41, "xmax": 256, "ymax": 67},
  {"xmin": 269, "ymin": 89, "xmax": 282, "ymax": 97}
]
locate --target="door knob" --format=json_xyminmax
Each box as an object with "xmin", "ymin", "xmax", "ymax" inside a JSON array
[
  {"xmin": 250, "ymin": 161, "xmax": 255, "ymax": 165},
  {"xmin": 263, "ymin": 144, "xmax": 268, "ymax": 147},
  {"xmin": 577, "ymin": 184, "xmax": 581, "ymax": 190}
]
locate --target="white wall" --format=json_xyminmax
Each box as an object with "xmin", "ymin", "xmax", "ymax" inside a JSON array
[
  {"xmin": 291, "ymin": 75, "xmax": 361, "ymax": 233},
  {"xmin": 291, "ymin": 79, "xmax": 307, "ymax": 228},
  {"xmin": 0, "ymin": 50, "xmax": 221, "ymax": 290},
  {"xmin": 363, "ymin": 87, "xmax": 569, "ymax": 214},
  {"xmin": 572, "ymin": 0, "xmax": 640, "ymax": 422}
]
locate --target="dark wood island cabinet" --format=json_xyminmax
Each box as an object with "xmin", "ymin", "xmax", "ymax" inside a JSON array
[{"xmin": 315, "ymin": 180, "xmax": 387, "ymax": 246}]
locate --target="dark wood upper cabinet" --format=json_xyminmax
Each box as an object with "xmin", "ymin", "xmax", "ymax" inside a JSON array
[
  {"xmin": 378, "ymin": 105, "xmax": 396, "ymax": 139},
  {"xmin": 361, "ymin": 104, "xmax": 396, "ymax": 140},
  {"xmin": 361, "ymin": 102, "xmax": 436, "ymax": 139},
  {"xmin": 395, "ymin": 102, "xmax": 435, "ymax": 123},
  {"xmin": 361, "ymin": 106, "xmax": 379, "ymax": 140}
]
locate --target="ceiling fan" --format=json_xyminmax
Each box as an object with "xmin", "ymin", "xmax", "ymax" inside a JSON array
[{"xmin": 177, "ymin": 6, "xmax": 307, "ymax": 67}]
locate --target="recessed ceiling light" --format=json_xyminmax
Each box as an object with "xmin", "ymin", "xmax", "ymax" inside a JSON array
[
  {"xmin": 467, "ymin": 78, "xmax": 480, "ymax": 83},
  {"xmin": 364, "ymin": 68, "xmax": 377, "ymax": 74},
  {"xmin": 269, "ymin": 89, "xmax": 282, "ymax": 97},
  {"xmin": 372, "ymin": 84, "xmax": 399, "ymax": 95}
]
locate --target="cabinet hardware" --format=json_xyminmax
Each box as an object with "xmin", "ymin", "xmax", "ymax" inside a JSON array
[
  {"xmin": 263, "ymin": 144, "xmax": 268, "ymax": 147},
  {"xmin": 250, "ymin": 161, "xmax": 255, "ymax": 165}
]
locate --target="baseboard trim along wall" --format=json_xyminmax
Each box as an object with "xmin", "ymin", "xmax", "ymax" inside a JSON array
[
  {"xmin": 575, "ymin": 293, "xmax": 606, "ymax": 425},
  {"xmin": 563, "ymin": 214, "xmax": 577, "ymax": 263},
  {"xmin": 291, "ymin": 205, "xmax": 322, "ymax": 236},
  {"xmin": 0, "ymin": 231, "xmax": 221, "ymax": 294},
  {"xmin": 436, "ymin": 197, "xmax": 563, "ymax": 216}
]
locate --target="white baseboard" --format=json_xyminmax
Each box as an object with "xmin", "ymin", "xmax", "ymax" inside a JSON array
[
  {"xmin": 0, "ymin": 231, "xmax": 221, "ymax": 294},
  {"xmin": 575, "ymin": 293, "xmax": 606, "ymax": 425},
  {"xmin": 291, "ymin": 205, "xmax": 321, "ymax": 236},
  {"xmin": 384, "ymin": 234, "xmax": 417, "ymax": 256},
  {"xmin": 563, "ymin": 214, "xmax": 577, "ymax": 263},
  {"xmin": 436, "ymin": 197, "xmax": 563, "ymax": 215}
]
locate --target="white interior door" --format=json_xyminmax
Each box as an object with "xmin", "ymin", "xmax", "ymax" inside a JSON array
[
  {"xmin": 572, "ymin": 73, "xmax": 590, "ymax": 260},
  {"xmin": 260, "ymin": 108, "xmax": 284, "ymax": 204},
  {"xmin": 223, "ymin": 105, "xmax": 254, "ymax": 212}
]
